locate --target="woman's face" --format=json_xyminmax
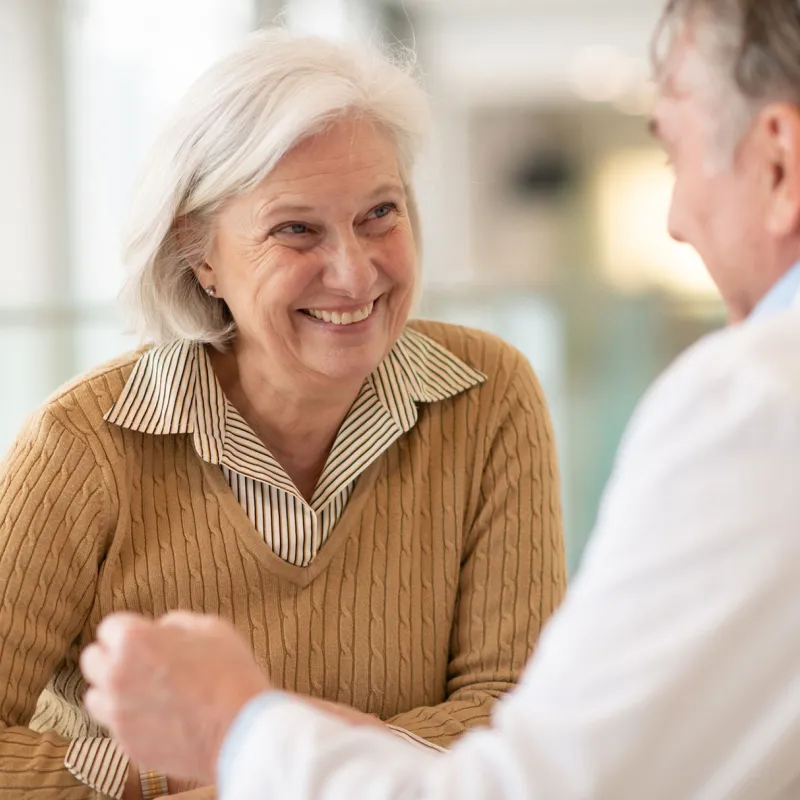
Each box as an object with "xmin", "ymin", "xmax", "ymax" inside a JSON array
[{"xmin": 202, "ymin": 117, "xmax": 417, "ymax": 391}]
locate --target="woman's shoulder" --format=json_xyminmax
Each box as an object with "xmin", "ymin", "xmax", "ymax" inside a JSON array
[
  {"xmin": 32, "ymin": 347, "xmax": 151, "ymax": 438},
  {"xmin": 405, "ymin": 319, "xmax": 533, "ymax": 385},
  {"xmin": 405, "ymin": 319, "xmax": 551, "ymax": 423}
]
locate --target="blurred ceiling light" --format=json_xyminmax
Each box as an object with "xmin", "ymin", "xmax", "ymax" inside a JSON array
[
  {"xmin": 569, "ymin": 45, "xmax": 631, "ymax": 103},
  {"xmin": 613, "ymin": 74, "xmax": 656, "ymax": 116},
  {"xmin": 595, "ymin": 148, "xmax": 718, "ymax": 298},
  {"xmin": 570, "ymin": 47, "xmax": 655, "ymax": 115}
]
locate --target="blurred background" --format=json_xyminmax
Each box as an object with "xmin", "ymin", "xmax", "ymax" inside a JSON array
[{"xmin": 1, "ymin": 0, "xmax": 725, "ymax": 573}]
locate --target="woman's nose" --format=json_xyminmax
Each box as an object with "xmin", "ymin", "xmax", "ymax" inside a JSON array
[{"xmin": 322, "ymin": 234, "xmax": 378, "ymax": 298}]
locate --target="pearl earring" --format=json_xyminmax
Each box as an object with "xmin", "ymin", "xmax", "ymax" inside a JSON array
[{"xmin": 204, "ymin": 285, "xmax": 217, "ymax": 298}]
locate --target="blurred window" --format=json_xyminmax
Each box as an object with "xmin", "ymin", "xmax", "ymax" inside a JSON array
[
  {"xmin": 64, "ymin": 0, "xmax": 255, "ymax": 318},
  {"xmin": 0, "ymin": 0, "xmax": 254, "ymax": 451}
]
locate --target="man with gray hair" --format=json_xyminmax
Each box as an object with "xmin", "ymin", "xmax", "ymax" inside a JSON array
[
  {"xmin": 652, "ymin": 0, "xmax": 800, "ymax": 322},
  {"xmin": 80, "ymin": 2, "xmax": 800, "ymax": 798}
]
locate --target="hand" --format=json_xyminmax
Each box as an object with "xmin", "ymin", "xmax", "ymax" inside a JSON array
[
  {"xmin": 302, "ymin": 696, "xmax": 386, "ymax": 728},
  {"xmin": 81, "ymin": 612, "xmax": 271, "ymax": 785}
]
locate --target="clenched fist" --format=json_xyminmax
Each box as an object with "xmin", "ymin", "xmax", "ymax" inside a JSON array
[{"xmin": 81, "ymin": 612, "xmax": 272, "ymax": 784}]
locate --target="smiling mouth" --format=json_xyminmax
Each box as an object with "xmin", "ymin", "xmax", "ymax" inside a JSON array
[{"xmin": 300, "ymin": 300, "xmax": 376, "ymax": 326}]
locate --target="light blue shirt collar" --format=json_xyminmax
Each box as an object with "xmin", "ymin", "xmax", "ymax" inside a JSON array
[{"xmin": 749, "ymin": 260, "xmax": 800, "ymax": 320}]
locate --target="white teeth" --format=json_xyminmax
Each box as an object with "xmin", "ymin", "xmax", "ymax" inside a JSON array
[{"xmin": 305, "ymin": 301, "xmax": 374, "ymax": 326}]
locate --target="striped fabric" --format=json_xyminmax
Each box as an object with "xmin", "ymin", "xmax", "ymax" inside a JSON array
[
  {"xmin": 65, "ymin": 326, "xmax": 485, "ymax": 797},
  {"xmin": 387, "ymin": 725, "xmax": 446, "ymax": 752},
  {"xmin": 63, "ymin": 737, "xmax": 128, "ymax": 798},
  {"xmin": 103, "ymin": 327, "xmax": 485, "ymax": 568}
]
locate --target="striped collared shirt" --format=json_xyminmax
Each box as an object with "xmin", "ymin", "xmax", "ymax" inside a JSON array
[
  {"xmin": 103, "ymin": 326, "xmax": 485, "ymax": 567},
  {"xmin": 66, "ymin": 326, "xmax": 485, "ymax": 798}
]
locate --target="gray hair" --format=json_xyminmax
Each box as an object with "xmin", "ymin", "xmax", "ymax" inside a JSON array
[
  {"xmin": 121, "ymin": 27, "xmax": 430, "ymax": 347},
  {"xmin": 653, "ymin": 1, "xmax": 800, "ymax": 155}
]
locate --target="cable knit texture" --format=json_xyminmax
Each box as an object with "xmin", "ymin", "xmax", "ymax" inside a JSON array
[{"xmin": 0, "ymin": 320, "xmax": 566, "ymax": 798}]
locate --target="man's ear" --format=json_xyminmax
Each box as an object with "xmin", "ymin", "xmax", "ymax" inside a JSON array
[{"xmin": 755, "ymin": 102, "xmax": 800, "ymax": 237}]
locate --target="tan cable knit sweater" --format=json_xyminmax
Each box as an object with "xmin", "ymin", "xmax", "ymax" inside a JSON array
[{"xmin": 0, "ymin": 320, "xmax": 566, "ymax": 798}]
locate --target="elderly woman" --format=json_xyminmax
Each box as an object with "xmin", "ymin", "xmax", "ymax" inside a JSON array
[{"xmin": 0, "ymin": 28, "xmax": 565, "ymax": 800}]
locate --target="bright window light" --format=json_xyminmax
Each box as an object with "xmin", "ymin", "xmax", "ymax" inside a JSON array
[
  {"xmin": 285, "ymin": 0, "xmax": 349, "ymax": 39},
  {"xmin": 595, "ymin": 148, "xmax": 718, "ymax": 298},
  {"xmin": 64, "ymin": 0, "xmax": 254, "ymax": 306}
]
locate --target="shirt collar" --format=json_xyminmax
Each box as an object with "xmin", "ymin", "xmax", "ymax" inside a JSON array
[
  {"xmin": 105, "ymin": 327, "xmax": 486, "ymax": 443},
  {"xmin": 104, "ymin": 340, "xmax": 198, "ymax": 435},
  {"xmin": 749, "ymin": 260, "xmax": 800, "ymax": 321}
]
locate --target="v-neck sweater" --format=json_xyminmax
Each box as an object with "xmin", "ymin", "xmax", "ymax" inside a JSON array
[{"xmin": 0, "ymin": 319, "xmax": 566, "ymax": 798}]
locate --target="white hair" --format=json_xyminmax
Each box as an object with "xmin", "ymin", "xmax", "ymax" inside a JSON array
[{"xmin": 121, "ymin": 27, "xmax": 431, "ymax": 347}]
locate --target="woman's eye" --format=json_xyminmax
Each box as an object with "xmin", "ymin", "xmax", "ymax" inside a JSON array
[
  {"xmin": 368, "ymin": 203, "xmax": 397, "ymax": 220},
  {"xmin": 277, "ymin": 223, "xmax": 311, "ymax": 235}
]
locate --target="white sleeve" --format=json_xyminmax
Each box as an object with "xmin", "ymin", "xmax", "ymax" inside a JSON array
[{"xmin": 221, "ymin": 324, "xmax": 800, "ymax": 800}]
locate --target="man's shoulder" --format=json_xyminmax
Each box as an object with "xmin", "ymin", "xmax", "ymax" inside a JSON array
[
  {"xmin": 724, "ymin": 309, "xmax": 800, "ymax": 390},
  {"xmin": 622, "ymin": 310, "xmax": 800, "ymax": 460},
  {"xmin": 661, "ymin": 310, "xmax": 800, "ymax": 406}
]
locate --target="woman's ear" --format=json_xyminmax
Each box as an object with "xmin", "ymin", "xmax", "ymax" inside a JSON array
[{"xmin": 175, "ymin": 215, "xmax": 216, "ymax": 287}]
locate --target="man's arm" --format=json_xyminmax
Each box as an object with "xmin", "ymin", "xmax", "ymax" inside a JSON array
[
  {"xmin": 84, "ymin": 319, "xmax": 800, "ymax": 799},
  {"xmin": 218, "ymin": 320, "xmax": 800, "ymax": 799}
]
